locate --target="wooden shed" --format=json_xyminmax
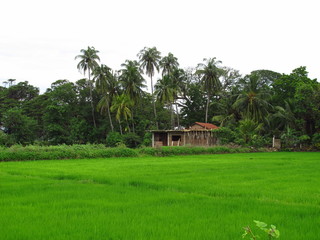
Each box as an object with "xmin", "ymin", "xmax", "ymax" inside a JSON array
[{"xmin": 151, "ymin": 122, "xmax": 219, "ymax": 147}]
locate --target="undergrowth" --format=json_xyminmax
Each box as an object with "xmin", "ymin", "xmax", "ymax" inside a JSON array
[{"xmin": 0, "ymin": 144, "xmax": 270, "ymax": 161}]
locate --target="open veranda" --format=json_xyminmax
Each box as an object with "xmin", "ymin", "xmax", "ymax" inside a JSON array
[{"xmin": 0, "ymin": 152, "xmax": 319, "ymax": 240}]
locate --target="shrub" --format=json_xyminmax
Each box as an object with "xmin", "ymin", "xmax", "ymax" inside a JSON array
[
  {"xmin": 142, "ymin": 132, "xmax": 152, "ymax": 147},
  {"xmin": 0, "ymin": 131, "xmax": 14, "ymax": 147},
  {"xmin": 249, "ymin": 135, "xmax": 270, "ymax": 148},
  {"xmin": 312, "ymin": 133, "xmax": 320, "ymax": 144},
  {"xmin": 212, "ymin": 127, "xmax": 236, "ymax": 145},
  {"xmin": 123, "ymin": 133, "xmax": 142, "ymax": 148},
  {"xmin": 106, "ymin": 132, "xmax": 123, "ymax": 147}
]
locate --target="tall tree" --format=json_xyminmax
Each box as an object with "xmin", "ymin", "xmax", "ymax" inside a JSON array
[
  {"xmin": 120, "ymin": 60, "xmax": 146, "ymax": 132},
  {"xmin": 75, "ymin": 46, "xmax": 100, "ymax": 127},
  {"xmin": 110, "ymin": 94, "xmax": 134, "ymax": 134},
  {"xmin": 196, "ymin": 58, "xmax": 222, "ymax": 123},
  {"xmin": 138, "ymin": 47, "xmax": 161, "ymax": 128},
  {"xmin": 155, "ymin": 75, "xmax": 175, "ymax": 128},
  {"xmin": 120, "ymin": 60, "xmax": 146, "ymax": 102},
  {"xmin": 233, "ymin": 74, "xmax": 272, "ymax": 123},
  {"xmin": 160, "ymin": 53, "xmax": 179, "ymax": 76},
  {"xmin": 94, "ymin": 64, "xmax": 115, "ymax": 131}
]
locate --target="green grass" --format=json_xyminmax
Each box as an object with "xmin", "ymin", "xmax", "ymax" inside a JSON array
[{"xmin": 0, "ymin": 152, "xmax": 319, "ymax": 239}]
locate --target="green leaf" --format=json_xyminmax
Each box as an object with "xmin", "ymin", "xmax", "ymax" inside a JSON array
[{"xmin": 254, "ymin": 220, "xmax": 267, "ymax": 228}]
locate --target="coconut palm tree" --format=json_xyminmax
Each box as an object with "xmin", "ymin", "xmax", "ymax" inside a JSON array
[
  {"xmin": 110, "ymin": 94, "xmax": 134, "ymax": 134},
  {"xmin": 75, "ymin": 46, "xmax": 100, "ymax": 127},
  {"xmin": 155, "ymin": 75, "xmax": 175, "ymax": 127},
  {"xmin": 119, "ymin": 60, "xmax": 146, "ymax": 132},
  {"xmin": 233, "ymin": 74, "xmax": 272, "ymax": 123},
  {"xmin": 138, "ymin": 47, "xmax": 161, "ymax": 128},
  {"xmin": 238, "ymin": 118, "xmax": 263, "ymax": 144},
  {"xmin": 160, "ymin": 53, "xmax": 179, "ymax": 76},
  {"xmin": 170, "ymin": 68, "xmax": 185, "ymax": 128},
  {"xmin": 94, "ymin": 64, "xmax": 115, "ymax": 131},
  {"xmin": 119, "ymin": 60, "xmax": 146, "ymax": 102},
  {"xmin": 155, "ymin": 75, "xmax": 175, "ymax": 104},
  {"xmin": 196, "ymin": 58, "xmax": 222, "ymax": 123}
]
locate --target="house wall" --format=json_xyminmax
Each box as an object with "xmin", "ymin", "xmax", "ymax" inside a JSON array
[
  {"xmin": 153, "ymin": 132, "xmax": 168, "ymax": 147},
  {"xmin": 185, "ymin": 131, "xmax": 217, "ymax": 146},
  {"xmin": 152, "ymin": 130, "xmax": 217, "ymax": 147}
]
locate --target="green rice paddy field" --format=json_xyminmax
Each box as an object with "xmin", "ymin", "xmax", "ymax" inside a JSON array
[{"xmin": 0, "ymin": 152, "xmax": 319, "ymax": 239}]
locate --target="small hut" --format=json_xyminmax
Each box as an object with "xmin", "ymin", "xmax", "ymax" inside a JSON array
[{"xmin": 151, "ymin": 122, "xmax": 219, "ymax": 147}]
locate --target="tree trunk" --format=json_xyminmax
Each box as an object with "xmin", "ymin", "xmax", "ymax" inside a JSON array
[
  {"xmin": 131, "ymin": 111, "xmax": 135, "ymax": 133},
  {"xmin": 106, "ymin": 100, "xmax": 114, "ymax": 131},
  {"xmin": 175, "ymin": 102, "xmax": 180, "ymax": 129},
  {"xmin": 205, "ymin": 93, "xmax": 210, "ymax": 123},
  {"xmin": 88, "ymin": 69, "xmax": 97, "ymax": 128},
  {"xmin": 119, "ymin": 120, "xmax": 123, "ymax": 135},
  {"xmin": 150, "ymin": 75, "xmax": 158, "ymax": 129},
  {"xmin": 170, "ymin": 103, "xmax": 174, "ymax": 129}
]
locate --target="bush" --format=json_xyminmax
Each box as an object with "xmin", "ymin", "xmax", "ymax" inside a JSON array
[
  {"xmin": 0, "ymin": 144, "xmax": 139, "ymax": 162},
  {"xmin": 312, "ymin": 133, "xmax": 320, "ymax": 144},
  {"xmin": 212, "ymin": 127, "xmax": 236, "ymax": 145},
  {"xmin": 0, "ymin": 131, "xmax": 14, "ymax": 147},
  {"xmin": 142, "ymin": 132, "xmax": 152, "ymax": 147},
  {"xmin": 106, "ymin": 132, "xmax": 123, "ymax": 147},
  {"xmin": 249, "ymin": 135, "xmax": 270, "ymax": 148},
  {"xmin": 123, "ymin": 133, "xmax": 142, "ymax": 148},
  {"xmin": 0, "ymin": 144, "xmax": 266, "ymax": 162}
]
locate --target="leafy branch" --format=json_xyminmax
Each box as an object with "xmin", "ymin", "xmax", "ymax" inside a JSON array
[{"xmin": 242, "ymin": 220, "xmax": 280, "ymax": 239}]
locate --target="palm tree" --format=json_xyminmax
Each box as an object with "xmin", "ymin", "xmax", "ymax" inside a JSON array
[
  {"xmin": 196, "ymin": 58, "xmax": 222, "ymax": 123},
  {"xmin": 155, "ymin": 75, "xmax": 175, "ymax": 127},
  {"xmin": 120, "ymin": 60, "xmax": 146, "ymax": 102},
  {"xmin": 238, "ymin": 118, "xmax": 263, "ymax": 144},
  {"xmin": 120, "ymin": 60, "xmax": 146, "ymax": 132},
  {"xmin": 155, "ymin": 75, "xmax": 174, "ymax": 104},
  {"xmin": 233, "ymin": 74, "xmax": 272, "ymax": 123},
  {"xmin": 75, "ymin": 46, "xmax": 100, "ymax": 127},
  {"xmin": 110, "ymin": 94, "xmax": 134, "ymax": 134},
  {"xmin": 8, "ymin": 79, "xmax": 16, "ymax": 87},
  {"xmin": 94, "ymin": 64, "xmax": 115, "ymax": 131},
  {"xmin": 170, "ymin": 68, "xmax": 185, "ymax": 128},
  {"xmin": 138, "ymin": 47, "xmax": 161, "ymax": 128},
  {"xmin": 268, "ymin": 100, "xmax": 296, "ymax": 133},
  {"xmin": 160, "ymin": 53, "xmax": 179, "ymax": 76}
]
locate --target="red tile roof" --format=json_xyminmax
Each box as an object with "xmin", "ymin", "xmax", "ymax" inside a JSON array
[{"xmin": 194, "ymin": 122, "xmax": 219, "ymax": 130}]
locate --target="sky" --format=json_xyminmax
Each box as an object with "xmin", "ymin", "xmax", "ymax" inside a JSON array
[{"xmin": 1, "ymin": 0, "xmax": 319, "ymax": 92}]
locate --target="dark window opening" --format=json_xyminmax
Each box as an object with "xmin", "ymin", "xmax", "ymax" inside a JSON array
[{"xmin": 172, "ymin": 135, "xmax": 181, "ymax": 141}]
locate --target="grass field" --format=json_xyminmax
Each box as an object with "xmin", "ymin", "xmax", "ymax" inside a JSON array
[{"xmin": 0, "ymin": 152, "xmax": 319, "ymax": 239}]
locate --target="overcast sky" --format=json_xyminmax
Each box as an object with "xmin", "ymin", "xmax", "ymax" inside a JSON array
[{"xmin": 1, "ymin": 0, "xmax": 319, "ymax": 92}]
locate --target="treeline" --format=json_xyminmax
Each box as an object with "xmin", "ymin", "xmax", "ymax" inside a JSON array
[{"xmin": 0, "ymin": 46, "xmax": 319, "ymax": 149}]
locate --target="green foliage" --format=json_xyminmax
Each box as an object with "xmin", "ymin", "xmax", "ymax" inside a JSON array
[
  {"xmin": 106, "ymin": 132, "xmax": 123, "ymax": 147},
  {"xmin": 138, "ymin": 146, "xmax": 260, "ymax": 157},
  {"xmin": 212, "ymin": 127, "xmax": 236, "ymax": 145},
  {"xmin": 238, "ymin": 119, "xmax": 263, "ymax": 145},
  {"xmin": 122, "ymin": 132, "xmax": 141, "ymax": 148},
  {"xmin": 312, "ymin": 133, "xmax": 320, "ymax": 144},
  {"xmin": 0, "ymin": 131, "xmax": 14, "ymax": 146},
  {"xmin": 280, "ymin": 127, "xmax": 299, "ymax": 149},
  {"xmin": 1, "ymin": 53, "xmax": 319, "ymax": 148},
  {"xmin": 0, "ymin": 144, "xmax": 138, "ymax": 161},
  {"xmin": 142, "ymin": 132, "xmax": 152, "ymax": 147},
  {"xmin": 2, "ymin": 107, "xmax": 37, "ymax": 145},
  {"xmin": 243, "ymin": 220, "xmax": 280, "ymax": 239},
  {"xmin": 312, "ymin": 133, "xmax": 320, "ymax": 150}
]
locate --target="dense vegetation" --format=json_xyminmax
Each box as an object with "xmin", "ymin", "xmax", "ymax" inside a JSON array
[
  {"xmin": 0, "ymin": 144, "xmax": 263, "ymax": 162},
  {"xmin": 1, "ymin": 46, "xmax": 319, "ymax": 149},
  {"xmin": 1, "ymin": 152, "xmax": 319, "ymax": 239}
]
